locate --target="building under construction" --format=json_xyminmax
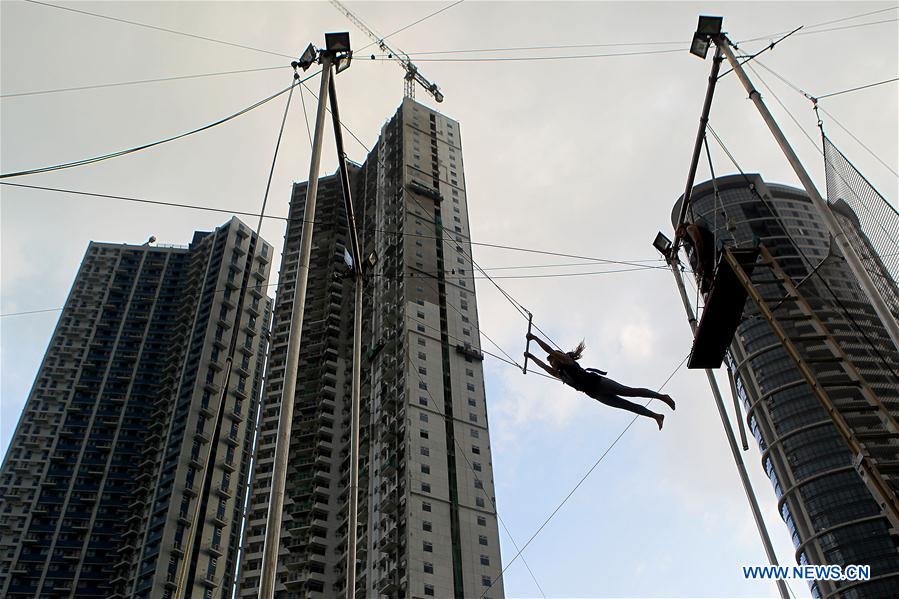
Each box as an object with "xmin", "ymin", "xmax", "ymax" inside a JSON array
[
  {"xmin": 239, "ymin": 98, "xmax": 504, "ymax": 598},
  {"xmin": 674, "ymin": 174, "xmax": 899, "ymax": 598}
]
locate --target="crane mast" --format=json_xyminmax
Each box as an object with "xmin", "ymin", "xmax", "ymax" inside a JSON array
[{"xmin": 329, "ymin": 0, "xmax": 444, "ymax": 102}]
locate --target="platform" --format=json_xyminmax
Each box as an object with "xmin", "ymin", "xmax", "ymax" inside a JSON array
[{"xmin": 688, "ymin": 247, "xmax": 760, "ymax": 369}]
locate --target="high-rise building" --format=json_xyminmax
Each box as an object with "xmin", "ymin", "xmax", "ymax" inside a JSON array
[
  {"xmin": 674, "ymin": 174, "xmax": 899, "ymax": 598},
  {"xmin": 240, "ymin": 98, "xmax": 504, "ymax": 598},
  {"xmin": 0, "ymin": 217, "xmax": 273, "ymax": 599}
]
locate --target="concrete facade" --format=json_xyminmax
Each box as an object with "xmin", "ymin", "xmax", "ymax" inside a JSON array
[
  {"xmin": 0, "ymin": 217, "xmax": 273, "ymax": 599},
  {"xmin": 239, "ymin": 98, "xmax": 504, "ymax": 599}
]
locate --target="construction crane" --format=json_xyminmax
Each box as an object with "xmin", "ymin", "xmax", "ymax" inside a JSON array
[{"xmin": 329, "ymin": 0, "xmax": 444, "ymax": 103}]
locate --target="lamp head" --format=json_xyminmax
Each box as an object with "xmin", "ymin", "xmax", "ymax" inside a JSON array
[
  {"xmin": 689, "ymin": 15, "xmax": 723, "ymax": 59},
  {"xmin": 653, "ymin": 231, "xmax": 673, "ymax": 258},
  {"xmin": 297, "ymin": 43, "xmax": 317, "ymax": 71},
  {"xmin": 324, "ymin": 32, "xmax": 352, "ymax": 72},
  {"xmin": 325, "ymin": 31, "xmax": 351, "ymax": 53}
]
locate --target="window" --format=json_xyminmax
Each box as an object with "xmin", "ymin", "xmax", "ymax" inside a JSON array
[
  {"xmin": 421, "ymin": 464, "xmax": 430, "ymax": 474},
  {"xmin": 473, "ymin": 462, "xmax": 482, "ymax": 472},
  {"xmin": 480, "ymin": 555, "xmax": 490, "ymax": 566},
  {"xmin": 419, "ymin": 412, "xmax": 429, "ymax": 423},
  {"xmin": 417, "ymin": 324, "xmax": 426, "ymax": 333},
  {"xmin": 466, "ymin": 369, "xmax": 474, "ymax": 377},
  {"xmin": 417, "ymin": 310, "xmax": 425, "ymax": 319},
  {"xmin": 420, "ymin": 429, "xmax": 429, "ymax": 439},
  {"xmin": 482, "ymin": 576, "xmax": 492, "ymax": 587},
  {"xmin": 418, "ymin": 338, "xmax": 426, "ymax": 346},
  {"xmin": 468, "ymin": 398, "xmax": 476, "ymax": 407},
  {"xmin": 422, "ymin": 520, "xmax": 432, "ymax": 532},
  {"xmin": 479, "ymin": 535, "xmax": 488, "ymax": 546},
  {"xmin": 421, "ymin": 482, "xmax": 431, "ymax": 493},
  {"xmin": 422, "ymin": 501, "xmax": 432, "ymax": 512},
  {"xmin": 476, "ymin": 497, "xmax": 485, "ymax": 507},
  {"xmin": 419, "ymin": 396, "xmax": 428, "ymax": 406},
  {"xmin": 418, "ymin": 352, "xmax": 427, "ymax": 360},
  {"xmin": 419, "ymin": 367, "xmax": 427, "ymax": 375},
  {"xmin": 477, "ymin": 515, "xmax": 486, "ymax": 526},
  {"xmin": 469, "ymin": 413, "xmax": 478, "ymax": 423},
  {"xmin": 471, "ymin": 429, "xmax": 479, "ymax": 438},
  {"xmin": 421, "ymin": 446, "xmax": 430, "ymax": 456},
  {"xmin": 467, "ymin": 383, "xmax": 476, "ymax": 392},
  {"xmin": 423, "ymin": 541, "xmax": 433, "ymax": 552},
  {"xmin": 419, "ymin": 381, "xmax": 428, "ymax": 390},
  {"xmin": 424, "ymin": 584, "xmax": 435, "ymax": 596},
  {"xmin": 424, "ymin": 562, "xmax": 434, "ymax": 574},
  {"xmin": 472, "ymin": 445, "xmax": 481, "ymax": 455},
  {"xmin": 474, "ymin": 479, "xmax": 483, "ymax": 490}
]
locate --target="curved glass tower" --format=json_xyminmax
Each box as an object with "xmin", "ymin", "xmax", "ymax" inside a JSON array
[{"xmin": 673, "ymin": 174, "xmax": 899, "ymax": 598}]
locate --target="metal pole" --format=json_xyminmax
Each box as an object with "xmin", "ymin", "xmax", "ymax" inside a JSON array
[
  {"xmin": 259, "ymin": 54, "xmax": 333, "ymax": 599},
  {"xmin": 668, "ymin": 256, "xmax": 790, "ymax": 599},
  {"xmin": 345, "ymin": 276, "xmax": 363, "ymax": 598},
  {"xmin": 718, "ymin": 38, "xmax": 899, "ymax": 353},
  {"xmin": 327, "ymin": 72, "xmax": 365, "ymax": 599},
  {"xmin": 674, "ymin": 44, "xmax": 724, "ymax": 239},
  {"xmin": 726, "ymin": 365, "xmax": 750, "ymax": 451}
]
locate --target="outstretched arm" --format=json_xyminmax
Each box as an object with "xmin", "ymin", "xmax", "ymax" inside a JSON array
[
  {"xmin": 525, "ymin": 352, "xmax": 561, "ymax": 379},
  {"xmin": 527, "ymin": 332, "xmax": 556, "ymax": 356}
]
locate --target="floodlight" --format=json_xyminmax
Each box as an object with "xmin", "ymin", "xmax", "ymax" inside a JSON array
[
  {"xmin": 690, "ymin": 15, "xmax": 723, "ymax": 59},
  {"xmin": 697, "ymin": 15, "xmax": 723, "ymax": 36},
  {"xmin": 653, "ymin": 231, "xmax": 673, "ymax": 257},
  {"xmin": 325, "ymin": 32, "xmax": 351, "ymax": 53},
  {"xmin": 297, "ymin": 43, "xmax": 317, "ymax": 71},
  {"xmin": 335, "ymin": 51, "xmax": 353, "ymax": 74},
  {"xmin": 690, "ymin": 33, "xmax": 711, "ymax": 59}
]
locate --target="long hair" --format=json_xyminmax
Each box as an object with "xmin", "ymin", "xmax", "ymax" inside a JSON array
[{"xmin": 567, "ymin": 340, "xmax": 586, "ymax": 361}]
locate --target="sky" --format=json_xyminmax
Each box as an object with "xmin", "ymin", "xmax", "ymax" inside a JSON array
[{"xmin": 1, "ymin": 1, "xmax": 897, "ymax": 597}]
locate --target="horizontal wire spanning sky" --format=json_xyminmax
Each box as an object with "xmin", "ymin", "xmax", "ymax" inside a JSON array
[{"xmin": 1, "ymin": 2, "xmax": 897, "ymax": 597}]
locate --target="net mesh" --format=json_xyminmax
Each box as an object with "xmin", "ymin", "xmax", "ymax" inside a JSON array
[{"xmin": 823, "ymin": 133, "xmax": 899, "ymax": 316}]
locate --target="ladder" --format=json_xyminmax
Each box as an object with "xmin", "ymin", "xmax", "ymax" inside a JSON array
[{"xmin": 724, "ymin": 244, "xmax": 899, "ymax": 532}]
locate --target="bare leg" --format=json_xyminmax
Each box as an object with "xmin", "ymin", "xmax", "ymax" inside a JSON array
[
  {"xmin": 592, "ymin": 393, "xmax": 660, "ymax": 419},
  {"xmin": 595, "ymin": 377, "xmax": 675, "ymax": 410}
]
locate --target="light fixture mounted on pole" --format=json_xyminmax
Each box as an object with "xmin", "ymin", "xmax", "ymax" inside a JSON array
[
  {"xmin": 258, "ymin": 31, "xmax": 353, "ymax": 599},
  {"xmin": 689, "ymin": 15, "xmax": 723, "ymax": 59}
]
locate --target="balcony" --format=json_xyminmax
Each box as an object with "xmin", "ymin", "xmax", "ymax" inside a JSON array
[{"xmin": 380, "ymin": 493, "xmax": 398, "ymax": 513}]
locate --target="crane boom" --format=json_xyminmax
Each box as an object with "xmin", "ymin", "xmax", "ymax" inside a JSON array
[{"xmin": 329, "ymin": 0, "xmax": 444, "ymax": 102}]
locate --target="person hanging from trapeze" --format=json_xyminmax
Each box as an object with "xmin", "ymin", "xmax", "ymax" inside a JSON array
[{"xmin": 524, "ymin": 333, "xmax": 676, "ymax": 430}]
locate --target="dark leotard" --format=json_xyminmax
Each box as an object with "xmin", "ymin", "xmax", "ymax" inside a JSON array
[{"xmin": 557, "ymin": 361, "xmax": 660, "ymax": 419}]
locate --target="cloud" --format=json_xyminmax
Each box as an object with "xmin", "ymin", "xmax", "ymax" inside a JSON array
[{"xmin": 619, "ymin": 320, "xmax": 654, "ymax": 360}]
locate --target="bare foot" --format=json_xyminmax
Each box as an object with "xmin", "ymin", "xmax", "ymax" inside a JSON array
[
  {"xmin": 661, "ymin": 394, "xmax": 676, "ymax": 411},
  {"xmin": 655, "ymin": 413, "xmax": 664, "ymax": 430}
]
